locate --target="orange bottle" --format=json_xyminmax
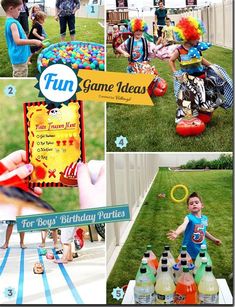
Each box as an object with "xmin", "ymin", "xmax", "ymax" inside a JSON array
[
  {"xmin": 176, "ymin": 246, "xmax": 193, "ymax": 264},
  {"xmin": 174, "ymin": 267, "xmax": 197, "ymax": 304},
  {"xmin": 146, "ymin": 244, "xmax": 159, "ymax": 270},
  {"xmin": 143, "ymin": 252, "xmax": 157, "ymax": 275}
]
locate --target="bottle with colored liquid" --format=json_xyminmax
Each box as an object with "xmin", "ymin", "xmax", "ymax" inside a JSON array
[
  {"xmin": 174, "ymin": 267, "xmax": 197, "ymax": 304},
  {"xmin": 136, "ymin": 258, "xmax": 156, "ymax": 285},
  {"xmin": 156, "ymin": 258, "xmax": 168, "ymax": 281},
  {"xmin": 164, "ymin": 246, "xmax": 176, "ymax": 266},
  {"xmin": 194, "ymin": 252, "xmax": 206, "ymax": 273},
  {"xmin": 195, "ymin": 257, "xmax": 208, "ymax": 285},
  {"xmin": 177, "ymin": 245, "xmax": 193, "ymax": 263},
  {"xmin": 155, "ymin": 266, "xmax": 175, "ymax": 304},
  {"xmin": 159, "ymin": 251, "xmax": 175, "ymax": 269},
  {"xmin": 198, "ymin": 265, "xmax": 219, "ymax": 304},
  {"xmin": 195, "ymin": 244, "xmax": 212, "ymax": 267},
  {"xmin": 134, "ymin": 267, "xmax": 155, "ymax": 304},
  {"xmin": 143, "ymin": 252, "xmax": 157, "ymax": 275},
  {"xmin": 146, "ymin": 244, "xmax": 159, "ymax": 269},
  {"xmin": 173, "ymin": 260, "xmax": 195, "ymax": 282}
]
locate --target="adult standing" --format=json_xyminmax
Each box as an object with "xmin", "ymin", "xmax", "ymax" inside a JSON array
[
  {"xmin": 55, "ymin": 0, "xmax": 80, "ymax": 41},
  {"xmin": 154, "ymin": 0, "xmax": 167, "ymax": 39},
  {"xmin": 17, "ymin": 0, "xmax": 29, "ymax": 35}
]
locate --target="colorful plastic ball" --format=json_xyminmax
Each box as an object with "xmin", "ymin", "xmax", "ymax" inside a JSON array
[
  {"xmin": 99, "ymin": 63, "xmax": 104, "ymax": 70},
  {"xmin": 72, "ymin": 63, "xmax": 78, "ymax": 69},
  {"xmin": 38, "ymin": 42, "xmax": 104, "ymax": 71},
  {"xmin": 90, "ymin": 63, "xmax": 96, "ymax": 70}
]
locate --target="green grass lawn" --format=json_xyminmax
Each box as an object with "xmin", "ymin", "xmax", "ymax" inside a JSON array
[
  {"xmin": 106, "ymin": 45, "xmax": 233, "ymax": 152},
  {"xmin": 0, "ymin": 16, "xmax": 104, "ymax": 77},
  {"xmin": 107, "ymin": 168, "xmax": 233, "ymax": 304},
  {"xmin": 0, "ymin": 79, "xmax": 104, "ymax": 212}
]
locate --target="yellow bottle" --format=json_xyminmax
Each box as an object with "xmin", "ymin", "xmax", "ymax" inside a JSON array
[
  {"xmin": 155, "ymin": 265, "xmax": 175, "ymax": 304},
  {"xmin": 198, "ymin": 265, "xmax": 219, "ymax": 304}
]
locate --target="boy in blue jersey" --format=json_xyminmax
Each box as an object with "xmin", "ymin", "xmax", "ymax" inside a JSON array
[
  {"xmin": 167, "ymin": 192, "xmax": 221, "ymax": 260},
  {"xmin": 1, "ymin": 0, "xmax": 42, "ymax": 77}
]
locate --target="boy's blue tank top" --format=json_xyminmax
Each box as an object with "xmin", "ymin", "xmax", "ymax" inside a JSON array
[
  {"xmin": 182, "ymin": 213, "xmax": 208, "ymax": 259},
  {"xmin": 5, "ymin": 18, "xmax": 31, "ymax": 65}
]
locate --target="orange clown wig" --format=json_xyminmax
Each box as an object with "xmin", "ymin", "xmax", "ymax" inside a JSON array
[
  {"xmin": 174, "ymin": 16, "xmax": 206, "ymax": 42},
  {"xmin": 128, "ymin": 18, "xmax": 148, "ymax": 33}
]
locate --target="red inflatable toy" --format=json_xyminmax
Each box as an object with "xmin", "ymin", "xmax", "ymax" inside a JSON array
[
  {"xmin": 176, "ymin": 118, "xmax": 206, "ymax": 136},
  {"xmin": 197, "ymin": 111, "xmax": 213, "ymax": 124},
  {"xmin": 148, "ymin": 77, "xmax": 168, "ymax": 97},
  {"xmin": 74, "ymin": 228, "xmax": 84, "ymax": 250}
]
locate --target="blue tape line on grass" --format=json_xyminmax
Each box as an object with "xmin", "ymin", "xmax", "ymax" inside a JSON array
[
  {"xmin": 0, "ymin": 248, "xmax": 10, "ymax": 275},
  {"xmin": 37, "ymin": 249, "xmax": 53, "ymax": 304},
  {"xmin": 52, "ymin": 248, "xmax": 83, "ymax": 304},
  {"xmin": 16, "ymin": 249, "xmax": 24, "ymax": 304}
]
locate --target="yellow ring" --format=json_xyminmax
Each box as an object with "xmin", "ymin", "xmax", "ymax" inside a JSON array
[{"xmin": 170, "ymin": 184, "xmax": 189, "ymax": 203}]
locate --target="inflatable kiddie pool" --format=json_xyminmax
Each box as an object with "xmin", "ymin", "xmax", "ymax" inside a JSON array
[{"xmin": 37, "ymin": 41, "xmax": 105, "ymax": 72}]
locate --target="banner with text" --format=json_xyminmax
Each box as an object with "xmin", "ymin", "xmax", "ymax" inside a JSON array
[
  {"xmin": 16, "ymin": 204, "xmax": 130, "ymax": 232},
  {"xmin": 77, "ymin": 70, "xmax": 154, "ymax": 106}
]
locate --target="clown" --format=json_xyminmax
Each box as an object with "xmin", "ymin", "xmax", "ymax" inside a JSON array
[
  {"xmin": 116, "ymin": 18, "xmax": 160, "ymax": 73},
  {"xmin": 169, "ymin": 16, "xmax": 233, "ymax": 124},
  {"xmin": 116, "ymin": 18, "xmax": 168, "ymax": 97}
]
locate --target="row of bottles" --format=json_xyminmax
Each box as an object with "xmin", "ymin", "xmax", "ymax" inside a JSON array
[{"xmin": 134, "ymin": 244, "xmax": 219, "ymax": 304}]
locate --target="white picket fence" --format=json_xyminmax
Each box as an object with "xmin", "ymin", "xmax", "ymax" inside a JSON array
[{"xmin": 170, "ymin": 0, "xmax": 233, "ymax": 49}]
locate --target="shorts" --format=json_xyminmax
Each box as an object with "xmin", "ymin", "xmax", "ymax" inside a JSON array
[
  {"xmin": 12, "ymin": 63, "xmax": 28, "ymax": 78},
  {"xmin": 59, "ymin": 15, "xmax": 75, "ymax": 36},
  {"xmin": 3, "ymin": 220, "xmax": 16, "ymax": 225},
  {"xmin": 60, "ymin": 227, "xmax": 76, "ymax": 244}
]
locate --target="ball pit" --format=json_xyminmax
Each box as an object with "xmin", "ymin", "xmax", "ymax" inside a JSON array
[{"xmin": 37, "ymin": 41, "xmax": 105, "ymax": 72}]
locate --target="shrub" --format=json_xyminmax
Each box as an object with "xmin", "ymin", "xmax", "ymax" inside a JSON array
[{"xmin": 180, "ymin": 154, "xmax": 233, "ymax": 170}]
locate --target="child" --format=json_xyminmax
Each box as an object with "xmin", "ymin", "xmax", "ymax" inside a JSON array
[
  {"xmin": 28, "ymin": 11, "xmax": 46, "ymax": 63},
  {"xmin": 116, "ymin": 18, "xmax": 160, "ymax": 74},
  {"xmin": 54, "ymin": 227, "xmax": 76, "ymax": 264},
  {"xmin": 29, "ymin": 3, "xmax": 40, "ymax": 21},
  {"xmin": 169, "ymin": 16, "xmax": 233, "ymax": 123},
  {"xmin": 157, "ymin": 17, "xmax": 174, "ymax": 46},
  {"xmin": 167, "ymin": 192, "xmax": 221, "ymax": 260},
  {"xmin": 1, "ymin": 221, "xmax": 26, "ymax": 249},
  {"xmin": 39, "ymin": 229, "xmax": 58, "ymax": 249},
  {"xmin": 1, "ymin": 0, "xmax": 42, "ymax": 77},
  {"xmin": 112, "ymin": 25, "xmax": 123, "ymax": 58}
]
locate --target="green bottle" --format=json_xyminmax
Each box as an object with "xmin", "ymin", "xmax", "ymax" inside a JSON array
[
  {"xmin": 195, "ymin": 257, "xmax": 208, "ymax": 285},
  {"xmin": 195, "ymin": 245, "xmax": 212, "ymax": 270},
  {"xmin": 136, "ymin": 258, "xmax": 156, "ymax": 285}
]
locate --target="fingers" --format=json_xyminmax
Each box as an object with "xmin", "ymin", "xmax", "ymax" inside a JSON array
[
  {"xmin": 0, "ymin": 163, "xmax": 33, "ymax": 182},
  {"xmin": 77, "ymin": 162, "xmax": 92, "ymax": 191},
  {"xmin": 33, "ymin": 187, "xmax": 43, "ymax": 197},
  {"xmin": 1, "ymin": 150, "xmax": 27, "ymax": 172},
  {"xmin": 96, "ymin": 163, "xmax": 105, "ymax": 185}
]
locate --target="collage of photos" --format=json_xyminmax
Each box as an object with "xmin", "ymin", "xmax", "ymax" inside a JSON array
[{"xmin": 0, "ymin": 0, "xmax": 233, "ymax": 306}]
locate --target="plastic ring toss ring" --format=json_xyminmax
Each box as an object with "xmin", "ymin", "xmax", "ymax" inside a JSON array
[{"xmin": 170, "ymin": 184, "xmax": 189, "ymax": 203}]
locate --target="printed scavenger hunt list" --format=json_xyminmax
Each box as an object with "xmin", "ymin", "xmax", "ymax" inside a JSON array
[{"xmin": 24, "ymin": 101, "xmax": 85, "ymax": 187}]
